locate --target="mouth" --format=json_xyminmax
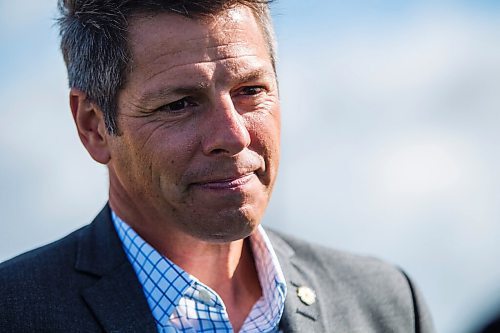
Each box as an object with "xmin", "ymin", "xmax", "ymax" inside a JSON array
[{"xmin": 193, "ymin": 173, "xmax": 256, "ymax": 190}]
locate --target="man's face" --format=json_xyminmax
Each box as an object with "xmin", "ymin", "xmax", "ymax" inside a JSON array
[{"xmin": 106, "ymin": 6, "xmax": 280, "ymax": 242}]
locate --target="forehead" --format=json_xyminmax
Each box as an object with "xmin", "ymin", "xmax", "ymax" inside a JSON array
[{"xmin": 126, "ymin": 7, "xmax": 270, "ymax": 77}]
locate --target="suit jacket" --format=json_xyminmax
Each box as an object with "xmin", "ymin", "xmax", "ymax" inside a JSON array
[
  {"xmin": 0, "ymin": 205, "xmax": 435, "ymax": 332},
  {"xmin": 476, "ymin": 311, "xmax": 500, "ymax": 333}
]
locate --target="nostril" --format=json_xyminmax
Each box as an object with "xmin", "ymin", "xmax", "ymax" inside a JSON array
[{"xmin": 210, "ymin": 148, "xmax": 227, "ymax": 155}]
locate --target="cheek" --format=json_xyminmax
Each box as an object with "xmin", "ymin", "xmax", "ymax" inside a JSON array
[
  {"xmin": 249, "ymin": 109, "xmax": 280, "ymax": 148},
  {"xmin": 246, "ymin": 110, "xmax": 281, "ymax": 176},
  {"xmin": 113, "ymin": 140, "xmax": 156, "ymax": 193},
  {"xmin": 133, "ymin": 119, "xmax": 199, "ymax": 161},
  {"xmin": 140, "ymin": 123, "xmax": 200, "ymax": 185}
]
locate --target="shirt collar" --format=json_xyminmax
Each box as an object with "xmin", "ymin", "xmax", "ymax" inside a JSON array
[{"xmin": 112, "ymin": 211, "xmax": 287, "ymax": 331}]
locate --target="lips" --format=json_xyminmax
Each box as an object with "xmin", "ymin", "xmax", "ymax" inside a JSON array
[{"xmin": 193, "ymin": 172, "xmax": 256, "ymax": 190}]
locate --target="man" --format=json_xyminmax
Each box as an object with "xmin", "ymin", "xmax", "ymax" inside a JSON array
[{"xmin": 0, "ymin": 0, "xmax": 434, "ymax": 332}]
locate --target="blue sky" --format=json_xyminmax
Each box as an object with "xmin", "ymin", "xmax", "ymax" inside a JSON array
[{"xmin": 1, "ymin": 1, "xmax": 500, "ymax": 332}]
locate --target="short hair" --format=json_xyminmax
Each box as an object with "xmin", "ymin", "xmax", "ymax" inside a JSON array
[{"xmin": 57, "ymin": 0, "xmax": 276, "ymax": 135}]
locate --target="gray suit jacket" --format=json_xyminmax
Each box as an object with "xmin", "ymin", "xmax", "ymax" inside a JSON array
[{"xmin": 0, "ymin": 205, "xmax": 434, "ymax": 332}]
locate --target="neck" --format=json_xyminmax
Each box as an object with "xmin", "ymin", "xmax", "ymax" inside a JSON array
[
  {"xmin": 109, "ymin": 198, "xmax": 262, "ymax": 332},
  {"xmin": 148, "ymin": 227, "xmax": 263, "ymax": 332}
]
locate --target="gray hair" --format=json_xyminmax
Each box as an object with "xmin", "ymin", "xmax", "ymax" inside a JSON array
[{"xmin": 57, "ymin": 0, "xmax": 276, "ymax": 135}]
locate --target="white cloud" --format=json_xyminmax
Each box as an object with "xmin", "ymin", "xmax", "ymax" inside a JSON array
[
  {"xmin": 374, "ymin": 138, "xmax": 464, "ymax": 197},
  {"xmin": 275, "ymin": 7, "xmax": 500, "ymax": 333}
]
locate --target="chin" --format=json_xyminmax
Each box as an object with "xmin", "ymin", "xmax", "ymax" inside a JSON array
[{"xmin": 185, "ymin": 206, "xmax": 263, "ymax": 243}]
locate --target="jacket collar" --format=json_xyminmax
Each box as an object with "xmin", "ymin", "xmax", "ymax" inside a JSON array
[
  {"xmin": 75, "ymin": 204, "xmax": 157, "ymax": 332},
  {"xmin": 267, "ymin": 230, "xmax": 327, "ymax": 333},
  {"xmin": 74, "ymin": 205, "xmax": 325, "ymax": 332}
]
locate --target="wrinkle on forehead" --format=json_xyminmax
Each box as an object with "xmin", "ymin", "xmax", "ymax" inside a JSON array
[
  {"xmin": 131, "ymin": 32, "xmax": 259, "ymax": 72},
  {"xmin": 127, "ymin": 7, "xmax": 264, "ymax": 66},
  {"xmin": 147, "ymin": 40, "xmax": 249, "ymax": 63},
  {"xmin": 144, "ymin": 53, "xmax": 262, "ymax": 84},
  {"xmin": 143, "ymin": 40, "xmax": 252, "ymax": 75},
  {"xmin": 125, "ymin": 8, "xmax": 270, "ymax": 87}
]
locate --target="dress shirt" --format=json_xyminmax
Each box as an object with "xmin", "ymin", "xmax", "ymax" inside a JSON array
[{"xmin": 112, "ymin": 212, "xmax": 287, "ymax": 333}]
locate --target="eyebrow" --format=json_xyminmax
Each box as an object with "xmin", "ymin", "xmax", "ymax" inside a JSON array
[
  {"xmin": 137, "ymin": 83, "xmax": 209, "ymax": 106},
  {"xmin": 137, "ymin": 68, "xmax": 274, "ymax": 105},
  {"xmin": 235, "ymin": 68, "xmax": 273, "ymax": 84}
]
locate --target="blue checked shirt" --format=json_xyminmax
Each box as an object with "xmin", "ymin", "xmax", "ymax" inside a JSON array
[{"xmin": 112, "ymin": 212, "xmax": 287, "ymax": 333}]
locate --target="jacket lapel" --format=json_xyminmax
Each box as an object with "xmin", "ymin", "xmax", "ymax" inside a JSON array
[
  {"xmin": 268, "ymin": 231, "xmax": 326, "ymax": 333},
  {"xmin": 75, "ymin": 205, "xmax": 157, "ymax": 332},
  {"xmin": 74, "ymin": 207, "xmax": 328, "ymax": 332}
]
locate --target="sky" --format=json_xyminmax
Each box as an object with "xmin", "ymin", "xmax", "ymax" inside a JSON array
[{"xmin": 1, "ymin": 1, "xmax": 500, "ymax": 332}]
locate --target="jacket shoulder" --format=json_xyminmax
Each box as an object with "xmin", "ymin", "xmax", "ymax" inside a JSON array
[
  {"xmin": 267, "ymin": 228, "xmax": 435, "ymax": 333},
  {"xmin": 267, "ymin": 228, "xmax": 406, "ymax": 282},
  {"xmin": 0, "ymin": 224, "xmax": 101, "ymax": 331},
  {"xmin": 0, "ymin": 224, "xmax": 88, "ymax": 277}
]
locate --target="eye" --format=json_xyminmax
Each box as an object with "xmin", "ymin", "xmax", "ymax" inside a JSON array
[
  {"xmin": 159, "ymin": 97, "xmax": 197, "ymax": 112},
  {"xmin": 237, "ymin": 86, "xmax": 265, "ymax": 96}
]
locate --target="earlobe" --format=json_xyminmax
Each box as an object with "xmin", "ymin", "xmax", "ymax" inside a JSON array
[{"xmin": 70, "ymin": 88, "xmax": 111, "ymax": 164}]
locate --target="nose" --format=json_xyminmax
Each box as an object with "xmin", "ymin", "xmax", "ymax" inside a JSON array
[{"xmin": 201, "ymin": 95, "xmax": 251, "ymax": 156}]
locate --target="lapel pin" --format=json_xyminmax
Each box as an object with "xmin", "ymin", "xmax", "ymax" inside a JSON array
[{"xmin": 296, "ymin": 286, "xmax": 316, "ymax": 306}]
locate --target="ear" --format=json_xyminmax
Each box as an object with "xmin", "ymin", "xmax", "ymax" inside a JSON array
[{"xmin": 70, "ymin": 88, "xmax": 111, "ymax": 164}]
